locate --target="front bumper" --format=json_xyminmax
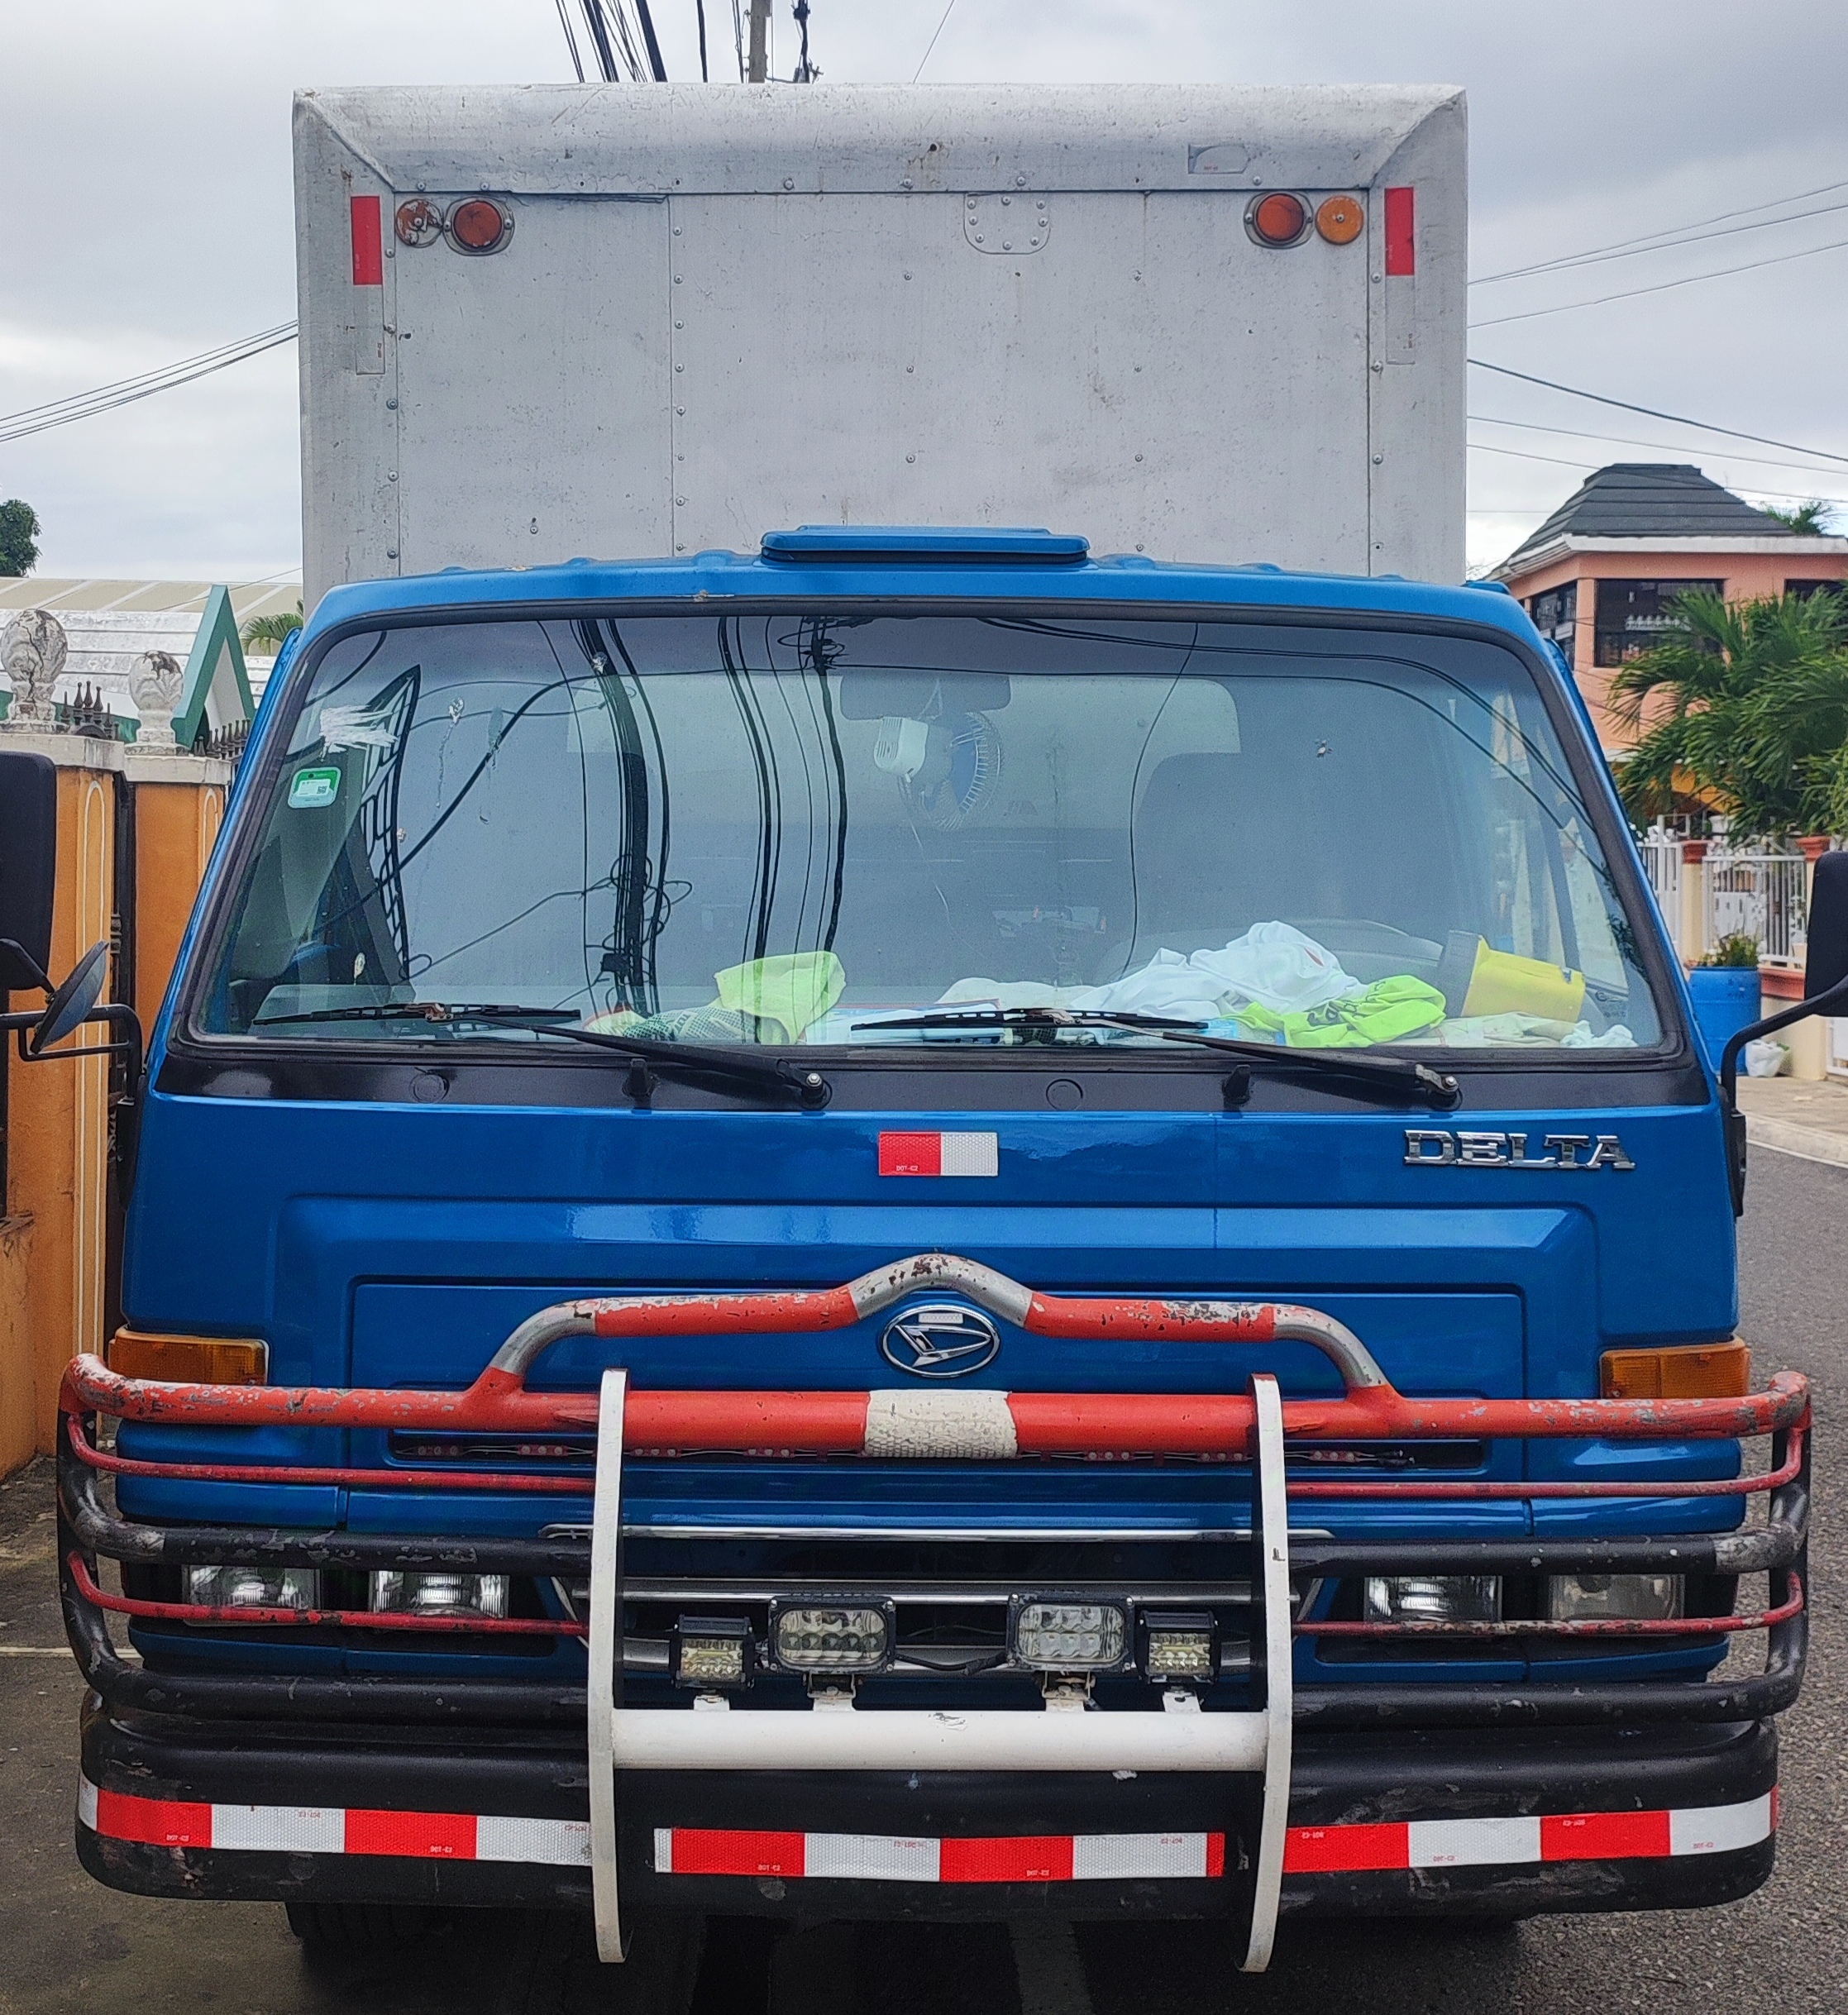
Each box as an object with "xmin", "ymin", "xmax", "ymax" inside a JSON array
[
  {"xmin": 77, "ymin": 1697, "xmax": 1778, "ymax": 1923},
  {"xmin": 58, "ymin": 1255, "xmax": 1812, "ymax": 1960}
]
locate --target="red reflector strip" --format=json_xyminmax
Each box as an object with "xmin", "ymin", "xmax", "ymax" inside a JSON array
[
  {"xmin": 653, "ymin": 1827, "xmax": 1222, "ymax": 1883},
  {"xmin": 1384, "ymin": 186, "xmax": 1415, "ymax": 276},
  {"xmin": 351, "ymin": 194, "xmax": 384, "ymax": 287},
  {"xmin": 1285, "ymin": 1793, "xmax": 1773, "ymax": 1874},
  {"xmin": 878, "ymin": 1130, "xmax": 998, "ymax": 1177},
  {"xmin": 79, "ymin": 1780, "xmax": 588, "ymax": 1865}
]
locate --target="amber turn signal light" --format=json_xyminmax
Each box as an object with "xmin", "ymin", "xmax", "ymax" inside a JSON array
[
  {"xmin": 108, "ymin": 1331, "xmax": 269, "ymax": 1386},
  {"xmin": 1316, "ymin": 194, "xmax": 1365, "ymax": 245},
  {"xmin": 1600, "ymin": 1342, "xmax": 1750, "ymax": 1401}
]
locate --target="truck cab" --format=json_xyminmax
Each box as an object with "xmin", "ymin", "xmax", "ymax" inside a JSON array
[{"xmin": 51, "ymin": 531, "xmax": 1812, "ymax": 1973}]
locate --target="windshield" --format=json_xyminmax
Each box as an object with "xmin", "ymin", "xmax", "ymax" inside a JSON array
[{"xmin": 199, "ymin": 611, "xmax": 1664, "ymax": 1053}]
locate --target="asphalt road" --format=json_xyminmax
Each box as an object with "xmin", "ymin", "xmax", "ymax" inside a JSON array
[{"xmin": 1, "ymin": 1143, "xmax": 1841, "ymax": 2015}]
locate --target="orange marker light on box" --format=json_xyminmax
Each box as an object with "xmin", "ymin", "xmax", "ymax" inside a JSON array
[
  {"xmin": 1600, "ymin": 1343, "xmax": 1751, "ymax": 1401},
  {"xmin": 108, "ymin": 1330, "xmax": 269, "ymax": 1386},
  {"xmin": 1316, "ymin": 195, "xmax": 1365, "ymax": 245}
]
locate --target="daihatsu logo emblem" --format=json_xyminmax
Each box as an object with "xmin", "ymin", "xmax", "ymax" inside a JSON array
[{"xmin": 880, "ymin": 1303, "xmax": 1002, "ymax": 1378}]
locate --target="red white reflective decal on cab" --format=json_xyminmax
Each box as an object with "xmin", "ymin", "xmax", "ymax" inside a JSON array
[
  {"xmin": 652, "ymin": 1826, "xmax": 1223, "ymax": 1883},
  {"xmin": 1284, "ymin": 1792, "xmax": 1774, "ymax": 1874},
  {"xmin": 78, "ymin": 1779, "xmax": 589, "ymax": 1866},
  {"xmin": 879, "ymin": 1131, "xmax": 998, "ymax": 1177}
]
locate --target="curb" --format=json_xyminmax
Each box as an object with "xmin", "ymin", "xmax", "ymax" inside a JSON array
[{"xmin": 1744, "ymin": 1114, "xmax": 1848, "ymax": 1169}]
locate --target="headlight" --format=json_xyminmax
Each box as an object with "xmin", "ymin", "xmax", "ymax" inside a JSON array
[
  {"xmin": 1362, "ymin": 1575, "xmax": 1502, "ymax": 1626},
  {"xmin": 369, "ymin": 1571, "xmax": 509, "ymax": 1620},
  {"xmin": 1547, "ymin": 1573, "xmax": 1683, "ymax": 1621},
  {"xmin": 1010, "ymin": 1597, "xmax": 1130, "ymax": 1672},
  {"xmin": 1138, "ymin": 1610, "xmax": 1218, "ymax": 1683},
  {"xmin": 185, "ymin": 1565, "xmax": 318, "ymax": 1614},
  {"xmin": 769, "ymin": 1601, "xmax": 894, "ymax": 1674},
  {"xmin": 671, "ymin": 1616, "xmax": 756, "ymax": 1689}
]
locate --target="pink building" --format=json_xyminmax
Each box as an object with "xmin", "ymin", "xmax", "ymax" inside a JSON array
[{"xmin": 1490, "ymin": 464, "xmax": 1848, "ymax": 757}]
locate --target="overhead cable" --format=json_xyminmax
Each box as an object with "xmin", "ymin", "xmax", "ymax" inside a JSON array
[
  {"xmin": 0, "ymin": 322, "xmax": 298, "ymax": 444},
  {"xmin": 1469, "ymin": 230, "xmax": 1848, "ymax": 330},
  {"xmin": 913, "ymin": 0, "xmax": 957, "ymax": 82},
  {"xmin": 1466, "ymin": 360, "xmax": 1848, "ymax": 468},
  {"xmin": 1473, "ymin": 176, "xmax": 1848, "ymax": 285}
]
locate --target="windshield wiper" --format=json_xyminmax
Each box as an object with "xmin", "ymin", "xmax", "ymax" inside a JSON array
[
  {"xmin": 852, "ymin": 1007, "xmax": 1205, "ymax": 1040},
  {"xmin": 1157, "ymin": 1029, "xmax": 1461, "ymax": 1110},
  {"xmin": 527, "ymin": 1023, "xmax": 832, "ymax": 1110},
  {"xmin": 255, "ymin": 1001, "xmax": 582, "ymax": 1028},
  {"xmin": 252, "ymin": 1001, "xmax": 832, "ymax": 1108}
]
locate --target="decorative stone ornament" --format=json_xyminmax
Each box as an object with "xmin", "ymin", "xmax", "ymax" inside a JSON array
[
  {"xmin": 0, "ymin": 608, "xmax": 67, "ymax": 724},
  {"xmin": 129, "ymin": 649, "xmax": 184, "ymax": 748}
]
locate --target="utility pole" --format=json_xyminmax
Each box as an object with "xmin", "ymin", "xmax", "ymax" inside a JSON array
[{"xmin": 747, "ymin": 0, "xmax": 771, "ymax": 82}]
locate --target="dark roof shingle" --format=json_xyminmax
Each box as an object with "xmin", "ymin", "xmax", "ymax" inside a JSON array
[{"xmin": 1496, "ymin": 463, "xmax": 1797, "ymax": 577}]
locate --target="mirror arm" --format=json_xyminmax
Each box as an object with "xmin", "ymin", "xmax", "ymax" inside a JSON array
[
  {"xmin": 1717, "ymin": 973, "xmax": 1848, "ymax": 1217},
  {"xmin": 1718, "ymin": 974, "xmax": 1848, "ymax": 1106},
  {"xmin": 9, "ymin": 1004, "xmax": 144, "ymax": 1085}
]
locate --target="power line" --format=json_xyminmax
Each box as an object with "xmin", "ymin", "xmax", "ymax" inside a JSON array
[
  {"xmin": 0, "ymin": 323, "xmax": 298, "ymax": 444},
  {"xmin": 913, "ymin": 0, "xmax": 957, "ymax": 82},
  {"xmin": 1467, "ymin": 359, "xmax": 1848, "ymax": 468},
  {"xmin": 1467, "ymin": 411, "xmax": 1848, "ymax": 479},
  {"xmin": 1466, "ymin": 437, "xmax": 1848, "ymax": 509},
  {"xmin": 1469, "ymin": 229, "xmax": 1848, "ymax": 330},
  {"xmin": 1473, "ymin": 175, "xmax": 1848, "ymax": 286}
]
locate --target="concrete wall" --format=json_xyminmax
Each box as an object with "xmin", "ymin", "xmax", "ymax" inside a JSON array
[{"xmin": 0, "ymin": 733, "xmax": 232, "ymax": 1473}]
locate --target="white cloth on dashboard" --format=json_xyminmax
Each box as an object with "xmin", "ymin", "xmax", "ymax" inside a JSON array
[{"xmin": 1062, "ymin": 922, "xmax": 1363, "ymax": 1020}]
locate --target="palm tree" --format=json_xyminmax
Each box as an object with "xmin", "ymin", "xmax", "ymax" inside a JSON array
[
  {"xmin": 1611, "ymin": 588, "xmax": 1848, "ymax": 838},
  {"xmin": 241, "ymin": 600, "xmax": 303, "ymax": 654},
  {"xmin": 1761, "ymin": 499, "xmax": 1835, "ymax": 533}
]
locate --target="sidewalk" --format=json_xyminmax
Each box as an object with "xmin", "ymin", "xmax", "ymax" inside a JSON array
[{"xmin": 1736, "ymin": 1075, "xmax": 1848, "ymax": 1168}]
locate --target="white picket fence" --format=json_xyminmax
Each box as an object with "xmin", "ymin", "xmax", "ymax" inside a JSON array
[{"xmin": 1639, "ymin": 832, "xmax": 1809, "ymax": 966}]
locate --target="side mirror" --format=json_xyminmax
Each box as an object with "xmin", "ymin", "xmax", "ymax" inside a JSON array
[
  {"xmin": 1804, "ymin": 850, "xmax": 1848, "ymax": 1001},
  {"xmin": 1720, "ymin": 848, "xmax": 1848, "ymax": 1214},
  {"xmin": 0, "ymin": 749, "xmax": 58, "ymax": 992},
  {"xmin": 28, "ymin": 939, "xmax": 110, "ymax": 1055}
]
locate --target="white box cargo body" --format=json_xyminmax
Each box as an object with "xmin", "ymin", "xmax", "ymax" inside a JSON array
[{"xmin": 294, "ymin": 84, "xmax": 1464, "ymax": 606}]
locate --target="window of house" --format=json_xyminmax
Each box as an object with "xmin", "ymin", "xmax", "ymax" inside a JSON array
[
  {"xmin": 1593, "ymin": 580, "xmax": 1723, "ymax": 668},
  {"xmin": 1784, "ymin": 579, "xmax": 1844, "ymax": 602},
  {"xmin": 1526, "ymin": 581, "xmax": 1577, "ymax": 653}
]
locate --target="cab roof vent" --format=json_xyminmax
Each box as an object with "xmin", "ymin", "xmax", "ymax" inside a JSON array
[{"xmin": 760, "ymin": 525, "xmax": 1090, "ymax": 564}]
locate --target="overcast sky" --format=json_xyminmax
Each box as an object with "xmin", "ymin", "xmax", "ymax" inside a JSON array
[{"xmin": 4, "ymin": 0, "xmax": 1848, "ymax": 585}]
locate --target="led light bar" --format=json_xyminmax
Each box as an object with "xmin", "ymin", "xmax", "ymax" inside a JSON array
[
  {"xmin": 1138, "ymin": 1609, "xmax": 1219, "ymax": 1683},
  {"xmin": 184, "ymin": 1565, "xmax": 318, "ymax": 1615},
  {"xmin": 369, "ymin": 1571, "xmax": 509, "ymax": 1620},
  {"xmin": 1009, "ymin": 1597, "xmax": 1130, "ymax": 1673},
  {"xmin": 671, "ymin": 1615, "xmax": 756, "ymax": 1689},
  {"xmin": 769, "ymin": 1600, "xmax": 894, "ymax": 1674}
]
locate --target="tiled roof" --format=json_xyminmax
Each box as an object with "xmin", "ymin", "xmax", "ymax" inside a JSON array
[{"xmin": 1495, "ymin": 464, "xmax": 1798, "ymax": 576}]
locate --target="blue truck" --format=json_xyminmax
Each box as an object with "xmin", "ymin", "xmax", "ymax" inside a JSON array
[{"xmin": 6, "ymin": 82, "xmax": 1845, "ymax": 1993}]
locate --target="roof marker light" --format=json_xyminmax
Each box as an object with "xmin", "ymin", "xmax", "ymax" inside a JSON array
[
  {"xmin": 1316, "ymin": 194, "xmax": 1365, "ymax": 246},
  {"xmin": 447, "ymin": 198, "xmax": 513, "ymax": 255},
  {"xmin": 1245, "ymin": 192, "xmax": 1309, "ymax": 248}
]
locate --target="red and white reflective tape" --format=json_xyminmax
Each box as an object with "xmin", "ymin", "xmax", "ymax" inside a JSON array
[
  {"xmin": 878, "ymin": 1131, "xmax": 998, "ymax": 1177},
  {"xmin": 78, "ymin": 1779, "xmax": 588, "ymax": 1867},
  {"xmin": 653, "ymin": 1826, "xmax": 1224, "ymax": 1884},
  {"xmin": 1285, "ymin": 1791, "xmax": 1774, "ymax": 1874}
]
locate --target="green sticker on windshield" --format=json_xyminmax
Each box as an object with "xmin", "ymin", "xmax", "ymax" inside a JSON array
[{"xmin": 289, "ymin": 766, "xmax": 341, "ymax": 809}]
